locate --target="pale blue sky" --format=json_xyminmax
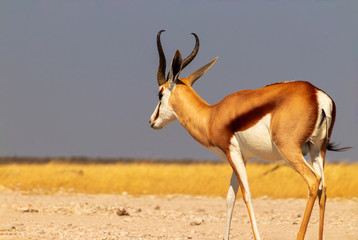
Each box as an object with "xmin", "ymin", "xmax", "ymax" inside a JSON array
[{"xmin": 0, "ymin": 1, "xmax": 357, "ymax": 161}]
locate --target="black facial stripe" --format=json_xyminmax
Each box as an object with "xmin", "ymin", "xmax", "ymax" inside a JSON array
[{"xmin": 154, "ymin": 102, "xmax": 161, "ymax": 121}]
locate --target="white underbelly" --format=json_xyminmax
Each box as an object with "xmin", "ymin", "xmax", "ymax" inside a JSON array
[{"xmin": 234, "ymin": 114, "xmax": 283, "ymax": 161}]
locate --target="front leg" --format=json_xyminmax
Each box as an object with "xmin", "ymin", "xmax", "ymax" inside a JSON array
[
  {"xmin": 224, "ymin": 171, "xmax": 240, "ymax": 240},
  {"xmin": 227, "ymin": 142, "xmax": 261, "ymax": 240}
]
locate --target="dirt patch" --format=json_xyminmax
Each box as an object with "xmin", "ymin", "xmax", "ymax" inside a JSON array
[{"xmin": 0, "ymin": 191, "xmax": 357, "ymax": 239}]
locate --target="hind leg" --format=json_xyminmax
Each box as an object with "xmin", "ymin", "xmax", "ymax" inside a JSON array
[
  {"xmin": 275, "ymin": 144, "xmax": 321, "ymax": 240},
  {"xmin": 310, "ymin": 144, "xmax": 327, "ymax": 240},
  {"xmin": 318, "ymin": 187, "xmax": 326, "ymax": 240}
]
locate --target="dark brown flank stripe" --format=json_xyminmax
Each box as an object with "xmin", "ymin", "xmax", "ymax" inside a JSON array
[{"xmin": 228, "ymin": 102, "xmax": 276, "ymax": 133}]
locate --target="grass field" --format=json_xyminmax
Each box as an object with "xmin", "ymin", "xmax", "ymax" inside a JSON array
[{"xmin": 0, "ymin": 160, "xmax": 357, "ymax": 198}]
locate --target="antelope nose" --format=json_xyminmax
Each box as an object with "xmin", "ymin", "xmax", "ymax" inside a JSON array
[{"xmin": 149, "ymin": 120, "xmax": 154, "ymax": 128}]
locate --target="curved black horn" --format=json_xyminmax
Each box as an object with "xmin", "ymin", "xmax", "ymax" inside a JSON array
[
  {"xmin": 181, "ymin": 33, "xmax": 199, "ymax": 69},
  {"xmin": 157, "ymin": 30, "xmax": 167, "ymax": 86}
]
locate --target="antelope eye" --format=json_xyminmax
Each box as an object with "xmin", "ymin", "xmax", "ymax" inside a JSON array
[{"xmin": 158, "ymin": 93, "xmax": 163, "ymax": 100}]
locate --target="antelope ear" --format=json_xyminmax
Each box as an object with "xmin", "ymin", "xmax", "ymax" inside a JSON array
[
  {"xmin": 169, "ymin": 50, "xmax": 183, "ymax": 89},
  {"xmin": 187, "ymin": 57, "xmax": 218, "ymax": 86}
]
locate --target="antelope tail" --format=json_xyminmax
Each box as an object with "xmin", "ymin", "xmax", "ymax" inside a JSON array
[{"xmin": 327, "ymin": 142, "xmax": 352, "ymax": 152}]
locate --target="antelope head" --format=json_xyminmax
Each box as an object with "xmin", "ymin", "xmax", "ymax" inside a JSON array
[{"xmin": 149, "ymin": 30, "xmax": 217, "ymax": 130}]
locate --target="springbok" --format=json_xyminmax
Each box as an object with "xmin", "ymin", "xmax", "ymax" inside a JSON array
[{"xmin": 149, "ymin": 30, "xmax": 349, "ymax": 240}]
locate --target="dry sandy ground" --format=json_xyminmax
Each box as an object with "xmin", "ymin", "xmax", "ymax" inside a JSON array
[{"xmin": 0, "ymin": 189, "xmax": 357, "ymax": 240}]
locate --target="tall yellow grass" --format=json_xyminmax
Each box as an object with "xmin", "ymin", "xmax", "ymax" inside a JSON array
[{"xmin": 0, "ymin": 162, "xmax": 357, "ymax": 198}]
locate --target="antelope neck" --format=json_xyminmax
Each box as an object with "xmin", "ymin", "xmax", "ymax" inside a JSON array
[{"xmin": 170, "ymin": 84, "xmax": 212, "ymax": 147}]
